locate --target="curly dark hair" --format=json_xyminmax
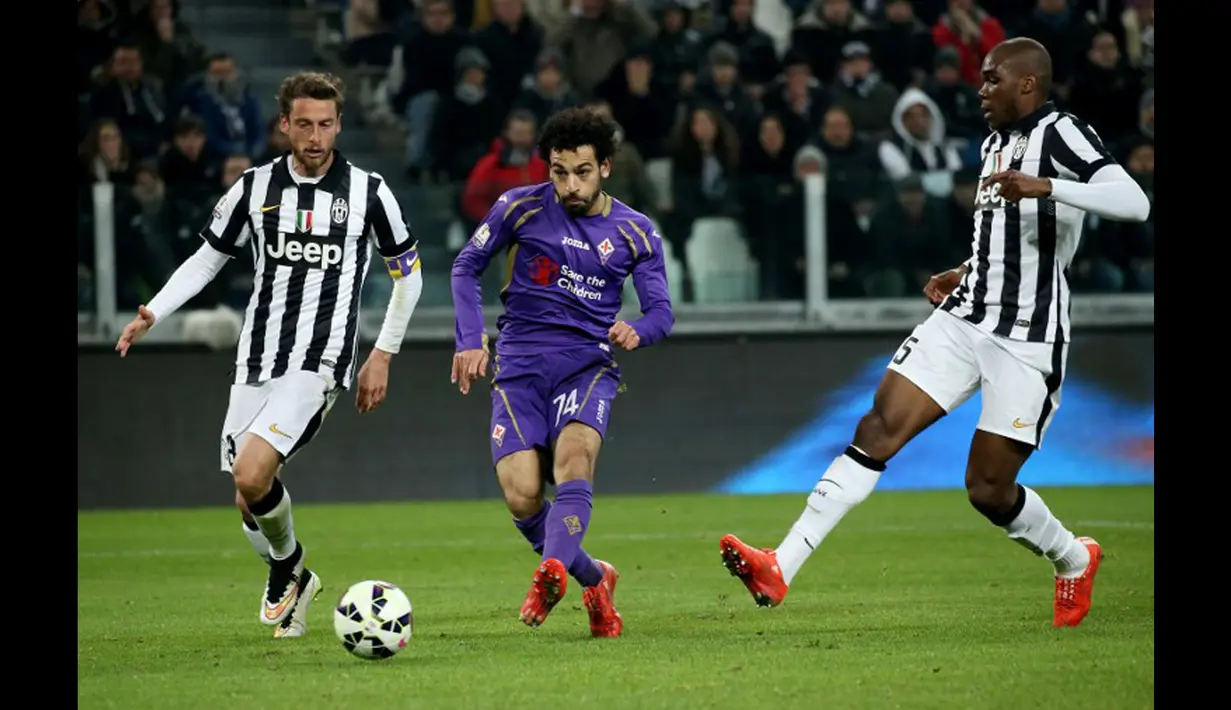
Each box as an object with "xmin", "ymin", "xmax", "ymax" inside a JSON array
[{"xmin": 537, "ymin": 107, "xmax": 619, "ymax": 165}]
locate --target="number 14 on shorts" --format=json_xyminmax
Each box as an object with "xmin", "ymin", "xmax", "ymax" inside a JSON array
[{"xmin": 553, "ymin": 388, "xmax": 580, "ymax": 427}]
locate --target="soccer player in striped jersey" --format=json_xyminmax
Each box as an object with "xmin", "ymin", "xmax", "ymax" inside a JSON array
[
  {"xmin": 450, "ymin": 107, "xmax": 674, "ymax": 637},
  {"xmin": 114, "ymin": 72, "xmax": 424, "ymax": 639},
  {"xmin": 718, "ymin": 38, "xmax": 1151, "ymax": 627}
]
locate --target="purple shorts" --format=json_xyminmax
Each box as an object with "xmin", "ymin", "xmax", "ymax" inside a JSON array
[{"xmin": 488, "ymin": 346, "xmax": 621, "ymax": 466}]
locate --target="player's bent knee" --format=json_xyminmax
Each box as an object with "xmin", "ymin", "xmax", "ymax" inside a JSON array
[
  {"xmin": 234, "ymin": 489, "xmax": 255, "ymax": 520},
  {"xmin": 232, "ymin": 435, "xmax": 281, "ymax": 503},
  {"xmin": 964, "ymin": 468, "xmax": 1017, "ymax": 516}
]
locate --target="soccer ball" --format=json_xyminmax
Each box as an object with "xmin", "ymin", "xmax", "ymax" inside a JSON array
[{"xmin": 333, "ymin": 580, "xmax": 414, "ymax": 660}]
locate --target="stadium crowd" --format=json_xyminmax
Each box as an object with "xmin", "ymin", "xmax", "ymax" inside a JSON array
[{"xmin": 77, "ymin": 0, "xmax": 1154, "ymax": 312}]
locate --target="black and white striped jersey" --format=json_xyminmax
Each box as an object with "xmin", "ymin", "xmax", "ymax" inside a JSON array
[
  {"xmin": 941, "ymin": 102, "xmax": 1116, "ymax": 344},
  {"xmin": 202, "ymin": 151, "xmax": 418, "ymax": 388}
]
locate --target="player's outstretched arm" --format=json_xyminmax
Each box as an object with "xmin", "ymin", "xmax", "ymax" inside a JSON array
[
  {"xmin": 450, "ymin": 191, "xmax": 532, "ymax": 393},
  {"xmin": 616, "ymin": 222, "xmax": 674, "ymax": 351},
  {"xmin": 984, "ymin": 115, "xmax": 1150, "ymax": 222},
  {"xmin": 116, "ymin": 178, "xmax": 252, "ymax": 357},
  {"xmin": 358, "ymin": 178, "xmax": 425, "ymax": 413}
]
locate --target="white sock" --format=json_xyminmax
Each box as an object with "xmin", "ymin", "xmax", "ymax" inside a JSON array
[
  {"xmin": 242, "ymin": 520, "xmax": 272, "ymax": 565},
  {"xmin": 776, "ymin": 447, "xmax": 883, "ymax": 585},
  {"xmin": 1004, "ymin": 486, "xmax": 1090, "ymax": 578},
  {"xmin": 250, "ymin": 479, "xmax": 298, "ymax": 560}
]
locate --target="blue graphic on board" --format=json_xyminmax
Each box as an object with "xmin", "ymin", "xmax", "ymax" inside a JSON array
[{"xmin": 716, "ymin": 356, "xmax": 1154, "ymax": 494}]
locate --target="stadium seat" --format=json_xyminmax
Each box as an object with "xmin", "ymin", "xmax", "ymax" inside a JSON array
[
  {"xmin": 684, "ymin": 217, "xmax": 759, "ymax": 303},
  {"xmin": 643, "ymin": 159, "xmax": 672, "ymax": 208}
]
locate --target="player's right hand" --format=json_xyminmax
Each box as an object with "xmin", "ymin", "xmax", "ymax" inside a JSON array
[
  {"xmin": 451, "ymin": 349, "xmax": 489, "ymax": 395},
  {"xmin": 923, "ymin": 268, "xmax": 966, "ymax": 305},
  {"xmin": 115, "ymin": 305, "xmax": 156, "ymax": 358}
]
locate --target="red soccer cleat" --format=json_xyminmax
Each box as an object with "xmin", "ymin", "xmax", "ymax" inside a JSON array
[
  {"xmin": 719, "ymin": 534, "xmax": 789, "ymax": 607},
  {"xmin": 582, "ymin": 560, "xmax": 623, "ymax": 638},
  {"xmin": 1054, "ymin": 537, "xmax": 1103, "ymax": 628},
  {"xmin": 519, "ymin": 558, "xmax": 567, "ymax": 628}
]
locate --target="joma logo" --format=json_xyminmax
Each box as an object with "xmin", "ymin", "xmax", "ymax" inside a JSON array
[{"xmin": 265, "ymin": 231, "xmax": 343, "ymax": 269}]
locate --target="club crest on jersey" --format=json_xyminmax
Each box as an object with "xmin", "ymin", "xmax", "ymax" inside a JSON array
[
  {"xmin": 597, "ymin": 237, "xmax": 615, "ymax": 264},
  {"xmin": 491, "ymin": 424, "xmax": 506, "ymax": 447},
  {"xmin": 1012, "ymin": 137, "xmax": 1028, "ymax": 161},
  {"xmin": 296, "ymin": 209, "xmax": 313, "ymax": 233},
  {"xmin": 331, "ymin": 197, "xmax": 349, "ymax": 224}
]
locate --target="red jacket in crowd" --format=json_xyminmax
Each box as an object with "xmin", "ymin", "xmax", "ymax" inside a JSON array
[
  {"xmin": 933, "ymin": 8, "xmax": 1006, "ymax": 87},
  {"xmin": 461, "ymin": 139, "xmax": 549, "ymax": 222}
]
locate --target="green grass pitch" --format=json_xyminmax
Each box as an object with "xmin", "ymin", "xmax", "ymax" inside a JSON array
[{"xmin": 78, "ymin": 486, "xmax": 1154, "ymax": 710}]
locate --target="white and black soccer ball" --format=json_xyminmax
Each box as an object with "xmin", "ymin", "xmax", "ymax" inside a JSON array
[{"xmin": 333, "ymin": 580, "xmax": 414, "ymax": 660}]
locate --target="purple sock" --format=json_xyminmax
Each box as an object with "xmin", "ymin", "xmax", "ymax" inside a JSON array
[
  {"xmin": 513, "ymin": 502, "xmax": 551, "ymax": 555},
  {"xmin": 542, "ymin": 480, "xmax": 604, "ymax": 587}
]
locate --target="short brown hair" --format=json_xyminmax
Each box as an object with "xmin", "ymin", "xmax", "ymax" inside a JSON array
[{"xmin": 276, "ymin": 71, "xmax": 346, "ymax": 118}]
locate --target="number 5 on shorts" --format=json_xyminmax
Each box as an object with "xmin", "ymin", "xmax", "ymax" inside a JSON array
[{"xmin": 893, "ymin": 336, "xmax": 919, "ymax": 365}]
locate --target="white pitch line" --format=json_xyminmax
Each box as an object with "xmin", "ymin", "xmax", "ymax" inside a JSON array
[{"xmin": 76, "ymin": 520, "xmax": 1152, "ymax": 560}]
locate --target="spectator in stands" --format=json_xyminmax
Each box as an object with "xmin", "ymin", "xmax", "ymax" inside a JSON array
[
  {"xmin": 649, "ymin": 0, "xmax": 704, "ymax": 100},
  {"xmin": 524, "ymin": 0, "xmax": 573, "ymax": 36},
  {"xmin": 473, "ymin": 0, "xmax": 545, "ymax": 110},
  {"xmin": 79, "ymin": 119, "xmax": 134, "ymax": 187},
  {"xmin": 1136, "ymin": 88, "xmax": 1153, "ymax": 141},
  {"xmin": 791, "ymin": 0, "xmax": 877, "ymax": 84},
  {"xmin": 159, "ymin": 115, "xmax": 219, "ymax": 198},
  {"xmin": 428, "ymin": 47, "xmax": 506, "ymax": 182},
  {"xmin": 513, "ymin": 49, "xmax": 581, "ymax": 131},
  {"xmin": 811, "ymin": 105, "xmax": 883, "ymax": 230},
  {"xmin": 79, "ymin": 0, "xmax": 123, "ymax": 94},
  {"xmin": 1121, "ymin": 0, "xmax": 1152, "ymax": 89},
  {"xmin": 1072, "ymin": 134, "xmax": 1153, "ymax": 293},
  {"xmin": 460, "ymin": 109, "xmax": 548, "ymax": 224},
  {"xmin": 877, "ymin": 88, "xmax": 963, "ymax": 183},
  {"xmin": 829, "ymin": 41, "xmax": 899, "ymax": 141},
  {"xmin": 1066, "ymin": 29, "xmax": 1141, "ymax": 149},
  {"xmin": 394, "ymin": 0, "xmax": 472, "ymax": 177},
  {"xmin": 702, "ymin": 0, "xmax": 779, "ymax": 101},
  {"xmin": 126, "ymin": 0, "xmax": 205, "ymax": 104},
  {"xmin": 593, "ymin": 41, "xmax": 677, "ymax": 160},
  {"xmin": 89, "ymin": 44, "xmax": 169, "ymax": 161},
  {"xmin": 875, "ymin": 0, "xmax": 935, "ymax": 92},
  {"xmin": 792, "ymin": 143, "xmax": 864, "ymax": 299},
  {"xmin": 923, "ymin": 46, "xmax": 984, "ymax": 151},
  {"xmin": 1012, "ymin": 0, "xmax": 1089, "ymax": 96},
  {"xmin": 221, "ymin": 154, "xmax": 253, "ymax": 190},
  {"xmin": 343, "ymin": 0, "xmax": 402, "ymax": 68},
  {"xmin": 690, "ymin": 41, "xmax": 758, "ymax": 140},
  {"xmin": 184, "ymin": 53, "xmax": 265, "ymax": 160},
  {"xmin": 864, "ymin": 174, "xmax": 957, "ymax": 297},
  {"xmin": 552, "ymin": 0, "xmax": 657, "ymax": 98},
  {"xmin": 255, "ymin": 118, "xmax": 292, "ymax": 165},
  {"xmin": 741, "ymin": 113, "xmax": 807, "ymax": 300},
  {"xmin": 583, "ymin": 99, "xmax": 657, "ymax": 216},
  {"xmin": 664, "ymin": 104, "xmax": 742, "ymax": 256},
  {"xmin": 932, "ymin": 0, "xmax": 1005, "ymax": 87},
  {"xmin": 761, "ymin": 49, "xmax": 830, "ymax": 150}
]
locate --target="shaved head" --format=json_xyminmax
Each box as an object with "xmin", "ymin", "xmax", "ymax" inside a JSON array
[
  {"xmin": 978, "ymin": 38, "xmax": 1054, "ymax": 129},
  {"xmin": 995, "ymin": 37, "xmax": 1053, "ymax": 97}
]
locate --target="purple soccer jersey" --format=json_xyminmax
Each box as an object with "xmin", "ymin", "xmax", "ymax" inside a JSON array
[{"xmin": 450, "ymin": 182, "xmax": 674, "ymax": 462}]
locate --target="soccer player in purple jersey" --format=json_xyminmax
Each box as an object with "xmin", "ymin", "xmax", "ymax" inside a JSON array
[{"xmin": 449, "ymin": 108, "xmax": 674, "ymax": 638}]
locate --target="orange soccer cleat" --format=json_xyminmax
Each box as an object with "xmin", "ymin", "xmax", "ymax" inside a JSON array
[
  {"xmin": 519, "ymin": 558, "xmax": 568, "ymax": 628},
  {"xmin": 582, "ymin": 560, "xmax": 623, "ymax": 638},
  {"xmin": 719, "ymin": 534, "xmax": 789, "ymax": 607},
  {"xmin": 1053, "ymin": 536, "xmax": 1104, "ymax": 628}
]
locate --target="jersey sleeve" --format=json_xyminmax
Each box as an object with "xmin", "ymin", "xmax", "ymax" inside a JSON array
[
  {"xmin": 199, "ymin": 173, "xmax": 253, "ymax": 257},
  {"xmin": 366, "ymin": 177, "xmax": 420, "ymax": 279},
  {"xmin": 1049, "ymin": 115, "xmax": 1116, "ymax": 183},
  {"xmin": 626, "ymin": 220, "xmax": 674, "ymax": 347},
  {"xmin": 450, "ymin": 191, "xmax": 542, "ymax": 351}
]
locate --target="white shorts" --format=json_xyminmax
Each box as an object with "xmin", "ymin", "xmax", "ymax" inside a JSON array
[
  {"xmin": 218, "ymin": 370, "xmax": 341, "ymax": 473},
  {"xmin": 886, "ymin": 310, "xmax": 1069, "ymax": 448}
]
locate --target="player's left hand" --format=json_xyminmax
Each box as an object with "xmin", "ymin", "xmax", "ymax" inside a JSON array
[
  {"xmin": 982, "ymin": 170, "xmax": 1053, "ymax": 203},
  {"xmin": 356, "ymin": 349, "xmax": 392, "ymax": 413},
  {"xmin": 608, "ymin": 321, "xmax": 641, "ymax": 351}
]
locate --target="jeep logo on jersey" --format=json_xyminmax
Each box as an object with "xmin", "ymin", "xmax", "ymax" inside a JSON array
[
  {"xmin": 974, "ymin": 181, "xmax": 1006, "ymax": 210},
  {"xmin": 266, "ymin": 231, "xmax": 344, "ymax": 270}
]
